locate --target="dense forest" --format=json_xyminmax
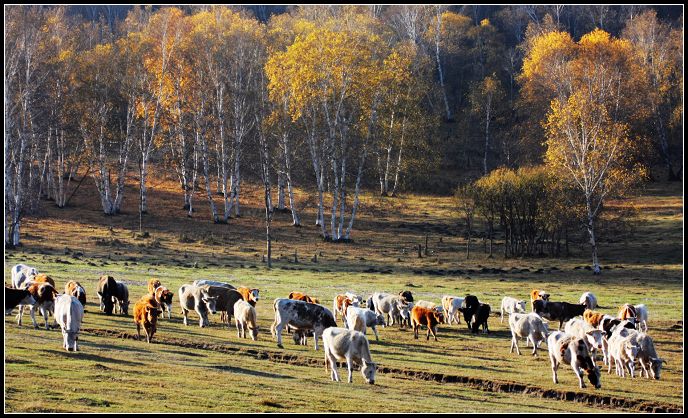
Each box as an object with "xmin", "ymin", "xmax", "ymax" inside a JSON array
[{"xmin": 4, "ymin": 5, "xmax": 683, "ymax": 271}]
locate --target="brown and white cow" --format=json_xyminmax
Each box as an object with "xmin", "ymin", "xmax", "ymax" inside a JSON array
[
  {"xmin": 583, "ymin": 309, "xmax": 606, "ymax": 329},
  {"xmin": 411, "ymin": 305, "xmax": 444, "ymax": 341},
  {"xmin": 154, "ymin": 286, "xmax": 174, "ymax": 319},
  {"xmin": 237, "ymin": 287, "xmax": 260, "ymax": 307},
  {"xmin": 134, "ymin": 295, "xmax": 161, "ymax": 343},
  {"xmin": 332, "ymin": 294, "xmax": 355, "ymax": 324},
  {"xmin": 18, "ymin": 282, "xmax": 59, "ymax": 330},
  {"xmin": 548, "ymin": 331, "xmax": 601, "ymax": 389},
  {"xmin": 618, "ymin": 304, "xmax": 638, "ymax": 322},
  {"xmin": 65, "ymin": 280, "xmax": 87, "ymax": 307}
]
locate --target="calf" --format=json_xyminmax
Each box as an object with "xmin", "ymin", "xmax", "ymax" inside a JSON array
[
  {"xmin": 579, "ymin": 292, "xmax": 598, "ymax": 310},
  {"xmin": 11, "ymin": 263, "xmax": 38, "ymax": 289},
  {"xmin": 271, "ymin": 298, "xmax": 336, "ymax": 350},
  {"xmin": 54, "ymin": 294, "xmax": 84, "ymax": 351},
  {"xmin": 18, "ymin": 282, "xmax": 58, "ymax": 329},
  {"xmin": 288, "ymin": 291, "xmax": 319, "ymax": 304},
  {"xmin": 346, "ymin": 306, "xmax": 386, "ymax": 341},
  {"xmin": 509, "ymin": 312, "xmax": 549, "ymax": 356},
  {"xmin": 237, "ymin": 287, "xmax": 260, "ymax": 307},
  {"xmin": 234, "ymin": 299, "xmax": 258, "ymax": 341},
  {"xmin": 5, "ymin": 287, "xmax": 36, "ymax": 315},
  {"xmin": 154, "ymin": 286, "xmax": 174, "ymax": 319},
  {"xmin": 134, "ymin": 295, "xmax": 161, "ymax": 343},
  {"xmin": 564, "ymin": 318, "xmax": 608, "ymax": 365},
  {"xmin": 96, "ymin": 275, "xmax": 118, "ymax": 315},
  {"xmin": 441, "ymin": 295, "xmax": 464, "ymax": 325},
  {"xmin": 65, "ymin": 280, "xmax": 87, "ymax": 307},
  {"xmin": 147, "ymin": 278, "xmax": 162, "ymax": 295},
  {"xmin": 323, "ymin": 327, "xmax": 377, "ymax": 384},
  {"xmin": 533, "ymin": 299, "xmax": 585, "ymax": 330},
  {"xmin": 500, "ymin": 296, "xmax": 526, "ymax": 323},
  {"xmin": 548, "ymin": 331, "xmax": 602, "ymax": 389},
  {"xmin": 178, "ymin": 284, "xmax": 219, "ymax": 327},
  {"xmin": 112, "ymin": 281, "xmax": 130, "ymax": 316},
  {"xmin": 411, "ymin": 305, "xmax": 444, "ymax": 341}
]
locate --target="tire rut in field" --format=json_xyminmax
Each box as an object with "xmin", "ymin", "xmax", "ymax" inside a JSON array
[{"xmin": 82, "ymin": 327, "xmax": 682, "ymax": 413}]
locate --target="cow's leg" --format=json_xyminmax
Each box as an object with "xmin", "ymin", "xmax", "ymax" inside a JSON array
[
  {"xmin": 235, "ymin": 319, "xmax": 242, "ymax": 338},
  {"xmin": 137, "ymin": 323, "xmax": 142, "ymax": 340},
  {"xmin": 500, "ymin": 307, "xmax": 504, "ymax": 323},
  {"xmin": 550, "ymin": 354, "xmax": 559, "ymax": 384},
  {"xmin": 30, "ymin": 305, "xmax": 39, "ymax": 329},
  {"xmin": 627, "ymin": 359, "xmax": 635, "ymax": 378},
  {"xmin": 372, "ymin": 325, "xmax": 379, "ymax": 341},
  {"xmin": 413, "ymin": 323, "xmax": 419, "ymax": 339},
  {"xmin": 275, "ymin": 320, "xmax": 285, "ymax": 348},
  {"xmin": 313, "ymin": 329, "xmax": 320, "ymax": 351},
  {"xmin": 182, "ymin": 308, "xmax": 189, "ymax": 326},
  {"xmin": 327, "ymin": 351, "xmax": 340, "ymax": 382},
  {"xmin": 530, "ymin": 333, "xmax": 538, "ymax": 356},
  {"xmin": 432, "ymin": 325, "xmax": 438, "ymax": 341},
  {"xmin": 346, "ymin": 354, "xmax": 354, "ymax": 383},
  {"xmin": 16, "ymin": 305, "xmax": 24, "ymax": 326},
  {"xmin": 572, "ymin": 361, "xmax": 586, "ymax": 388},
  {"xmin": 511, "ymin": 332, "xmax": 521, "ymax": 355}
]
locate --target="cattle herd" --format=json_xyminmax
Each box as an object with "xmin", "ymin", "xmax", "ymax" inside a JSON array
[{"xmin": 6, "ymin": 262, "xmax": 666, "ymax": 391}]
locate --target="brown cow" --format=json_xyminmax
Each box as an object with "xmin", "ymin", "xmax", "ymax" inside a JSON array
[
  {"xmin": 32, "ymin": 273, "xmax": 56, "ymax": 289},
  {"xmin": 411, "ymin": 305, "xmax": 444, "ymax": 341},
  {"xmin": 288, "ymin": 291, "xmax": 319, "ymax": 304},
  {"xmin": 148, "ymin": 278, "xmax": 162, "ymax": 295},
  {"xmin": 583, "ymin": 309, "xmax": 606, "ymax": 328},
  {"xmin": 237, "ymin": 287, "xmax": 260, "ymax": 307},
  {"xmin": 134, "ymin": 295, "xmax": 160, "ymax": 343},
  {"xmin": 19, "ymin": 282, "xmax": 59, "ymax": 329},
  {"xmin": 65, "ymin": 280, "xmax": 87, "ymax": 306}
]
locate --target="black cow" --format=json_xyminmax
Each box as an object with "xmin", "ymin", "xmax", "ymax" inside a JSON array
[
  {"xmin": 471, "ymin": 303, "xmax": 491, "ymax": 334},
  {"xmin": 462, "ymin": 295, "xmax": 480, "ymax": 330},
  {"xmin": 97, "ymin": 275, "xmax": 118, "ymax": 315},
  {"xmin": 5, "ymin": 287, "xmax": 36, "ymax": 315},
  {"xmin": 533, "ymin": 299, "xmax": 585, "ymax": 330},
  {"xmin": 399, "ymin": 290, "xmax": 414, "ymax": 303}
]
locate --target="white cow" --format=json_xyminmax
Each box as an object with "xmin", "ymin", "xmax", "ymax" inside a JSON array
[
  {"xmin": 415, "ymin": 300, "xmax": 437, "ymax": 309},
  {"xmin": 11, "ymin": 263, "xmax": 38, "ymax": 289},
  {"xmin": 322, "ymin": 327, "xmax": 377, "ymax": 384},
  {"xmin": 441, "ymin": 295, "xmax": 464, "ymax": 325},
  {"xmin": 548, "ymin": 331, "xmax": 602, "ymax": 389},
  {"xmin": 178, "ymin": 284, "xmax": 219, "ymax": 327},
  {"xmin": 634, "ymin": 332, "xmax": 665, "ymax": 379},
  {"xmin": 54, "ymin": 294, "xmax": 85, "ymax": 351},
  {"xmin": 634, "ymin": 304, "xmax": 649, "ymax": 332},
  {"xmin": 579, "ymin": 292, "xmax": 598, "ymax": 310},
  {"xmin": 607, "ymin": 327, "xmax": 640, "ymax": 378},
  {"xmin": 501, "ymin": 296, "xmax": 527, "ymax": 323},
  {"xmin": 233, "ymin": 299, "xmax": 258, "ymax": 341},
  {"xmin": 346, "ymin": 306, "xmax": 386, "ymax": 341},
  {"xmin": 508, "ymin": 312, "xmax": 549, "ymax": 356},
  {"xmin": 564, "ymin": 318, "xmax": 608, "ymax": 365}
]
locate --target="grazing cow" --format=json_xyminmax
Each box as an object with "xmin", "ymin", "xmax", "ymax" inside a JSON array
[
  {"xmin": 618, "ymin": 303, "xmax": 638, "ymax": 322},
  {"xmin": 500, "ymin": 296, "xmax": 527, "ymax": 323},
  {"xmin": 411, "ymin": 305, "xmax": 444, "ymax": 341},
  {"xmin": 441, "ymin": 295, "xmax": 464, "ymax": 325},
  {"xmin": 346, "ymin": 306, "xmax": 386, "ymax": 341},
  {"xmin": 271, "ymin": 298, "xmax": 336, "ymax": 350},
  {"xmin": 147, "ymin": 278, "xmax": 162, "ymax": 295},
  {"xmin": 5, "ymin": 287, "xmax": 36, "ymax": 315},
  {"xmin": 292, "ymin": 328, "xmax": 313, "ymax": 346},
  {"xmin": 237, "ymin": 287, "xmax": 260, "ymax": 307},
  {"xmin": 192, "ymin": 279, "xmax": 236, "ymax": 289},
  {"xmin": 548, "ymin": 331, "xmax": 602, "ymax": 389},
  {"xmin": 134, "ymin": 295, "xmax": 161, "ymax": 343},
  {"xmin": 564, "ymin": 318, "xmax": 608, "ymax": 365},
  {"xmin": 579, "ymin": 292, "xmax": 598, "ymax": 310},
  {"xmin": 332, "ymin": 294, "xmax": 357, "ymax": 323},
  {"xmin": 607, "ymin": 327, "xmax": 641, "ymax": 378},
  {"xmin": 288, "ymin": 291, "xmax": 320, "ymax": 304},
  {"xmin": 65, "ymin": 280, "xmax": 87, "ymax": 307},
  {"xmin": 18, "ymin": 282, "xmax": 58, "ymax": 329},
  {"xmin": 634, "ymin": 332, "xmax": 665, "ymax": 380},
  {"xmin": 530, "ymin": 289, "xmax": 550, "ymax": 311},
  {"xmin": 509, "ymin": 312, "xmax": 549, "ymax": 356},
  {"xmin": 178, "ymin": 284, "xmax": 219, "ymax": 327},
  {"xmin": 533, "ymin": 299, "xmax": 585, "ymax": 330},
  {"xmin": 599, "ymin": 317, "xmax": 636, "ymax": 339},
  {"xmin": 11, "ymin": 264, "xmax": 38, "ymax": 289},
  {"xmin": 96, "ymin": 275, "xmax": 118, "ymax": 315},
  {"xmin": 154, "ymin": 286, "xmax": 174, "ymax": 319},
  {"xmin": 399, "ymin": 290, "xmax": 414, "ymax": 303},
  {"xmin": 634, "ymin": 304, "xmax": 649, "ymax": 332},
  {"xmin": 112, "ymin": 281, "xmax": 130, "ymax": 316},
  {"xmin": 373, "ymin": 294, "xmax": 406, "ymax": 327},
  {"xmin": 54, "ymin": 294, "xmax": 84, "ymax": 351},
  {"xmin": 322, "ymin": 327, "xmax": 377, "ymax": 384},
  {"xmin": 583, "ymin": 309, "xmax": 606, "ymax": 328},
  {"xmin": 234, "ymin": 299, "xmax": 258, "ymax": 341}
]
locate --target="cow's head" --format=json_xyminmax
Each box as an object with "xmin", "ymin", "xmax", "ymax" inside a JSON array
[
  {"xmin": 146, "ymin": 304, "xmax": 161, "ymax": 323},
  {"xmin": 399, "ymin": 290, "xmax": 413, "ymax": 303},
  {"xmin": 586, "ymin": 365, "xmax": 601, "ymax": 389},
  {"xmin": 375, "ymin": 313, "xmax": 386, "ymax": 326},
  {"xmin": 361, "ymin": 358, "xmax": 377, "ymax": 384},
  {"xmin": 584, "ymin": 329, "xmax": 604, "ymax": 349},
  {"xmin": 433, "ymin": 310, "xmax": 444, "ymax": 324},
  {"xmin": 516, "ymin": 300, "xmax": 527, "ymax": 312},
  {"xmin": 650, "ymin": 357, "xmax": 666, "ymax": 380},
  {"xmin": 250, "ymin": 289, "xmax": 260, "ymax": 302},
  {"xmin": 120, "ymin": 299, "xmax": 130, "ymax": 316},
  {"xmin": 202, "ymin": 294, "xmax": 219, "ymax": 315}
]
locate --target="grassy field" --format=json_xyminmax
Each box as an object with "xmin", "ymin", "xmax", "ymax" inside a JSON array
[{"xmin": 4, "ymin": 174, "xmax": 684, "ymax": 413}]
